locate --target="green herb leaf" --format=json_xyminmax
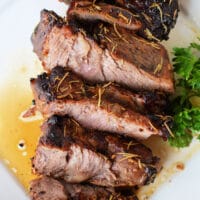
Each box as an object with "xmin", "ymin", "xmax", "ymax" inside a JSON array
[
  {"xmin": 169, "ymin": 108, "xmax": 200, "ymax": 148},
  {"xmin": 170, "ymin": 39, "xmax": 200, "ymax": 147},
  {"xmin": 169, "ymin": 133, "xmax": 193, "ymax": 148},
  {"xmin": 173, "ymin": 47, "xmax": 198, "ymax": 80},
  {"xmin": 187, "ymin": 59, "xmax": 200, "ymax": 90}
]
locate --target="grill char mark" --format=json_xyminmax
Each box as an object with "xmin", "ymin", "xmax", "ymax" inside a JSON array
[
  {"xmin": 31, "ymin": 10, "xmax": 175, "ymax": 93},
  {"xmin": 30, "ymin": 66, "xmax": 172, "ymax": 140},
  {"xmin": 30, "ymin": 176, "xmax": 139, "ymax": 200},
  {"xmin": 32, "ymin": 115, "xmax": 160, "ymax": 187}
]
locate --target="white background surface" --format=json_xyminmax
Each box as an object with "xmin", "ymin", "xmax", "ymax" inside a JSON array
[{"xmin": 0, "ymin": 0, "xmax": 200, "ymax": 199}]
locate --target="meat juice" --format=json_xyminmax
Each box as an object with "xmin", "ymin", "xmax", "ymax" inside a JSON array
[
  {"xmin": 0, "ymin": 58, "xmax": 44, "ymax": 190},
  {"xmin": 0, "ymin": 83, "xmax": 41, "ymax": 190}
]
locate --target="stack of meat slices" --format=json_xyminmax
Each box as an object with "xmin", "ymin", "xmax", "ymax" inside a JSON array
[{"xmin": 29, "ymin": 1, "xmax": 179, "ymax": 199}]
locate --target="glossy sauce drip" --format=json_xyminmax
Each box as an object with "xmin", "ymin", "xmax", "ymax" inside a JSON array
[{"xmin": 0, "ymin": 84, "xmax": 42, "ymax": 190}]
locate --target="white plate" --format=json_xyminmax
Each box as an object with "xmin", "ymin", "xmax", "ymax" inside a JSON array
[{"xmin": 0, "ymin": 0, "xmax": 200, "ymax": 199}]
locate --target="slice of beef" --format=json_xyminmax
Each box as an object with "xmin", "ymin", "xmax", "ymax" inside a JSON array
[
  {"xmin": 30, "ymin": 66, "xmax": 171, "ymax": 140},
  {"xmin": 30, "ymin": 177, "xmax": 138, "ymax": 200},
  {"xmin": 62, "ymin": 0, "xmax": 179, "ymax": 41},
  {"xmin": 30, "ymin": 177, "xmax": 67, "ymax": 200},
  {"xmin": 31, "ymin": 9, "xmax": 174, "ymax": 93},
  {"xmin": 68, "ymin": 1, "xmax": 142, "ymax": 31},
  {"xmin": 32, "ymin": 115, "xmax": 159, "ymax": 187}
]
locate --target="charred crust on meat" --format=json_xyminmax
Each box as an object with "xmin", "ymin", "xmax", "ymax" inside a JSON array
[
  {"xmin": 34, "ymin": 66, "xmax": 168, "ymax": 114},
  {"xmin": 144, "ymin": 166, "xmax": 158, "ymax": 185},
  {"xmin": 40, "ymin": 9, "xmax": 64, "ymax": 28},
  {"xmin": 68, "ymin": 1, "xmax": 142, "ymax": 31},
  {"xmin": 81, "ymin": 0, "xmax": 178, "ymax": 41},
  {"xmin": 43, "ymin": 114, "xmax": 159, "ymax": 164},
  {"xmin": 32, "ymin": 10, "xmax": 175, "ymax": 92},
  {"xmin": 35, "ymin": 9, "xmax": 173, "ymax": 77},
  {"xmin": 30, "ymin": 176, "xmax": 139, "ymax": 199},
  {"xmin": 31, "ymin": 10, "xmax": 65, "ymax": 60},
  {"xmin": 35, "ymin": 115, "xmax": 159, "ymax": 187},
  {"xmin": 67, "ymin": 0, "xmax": 179, "ymax": 41},
  {"xmin": 147, "ymin": 114, "xmax": 173, "ymax": 139},
  {"xmin": 32, "ymin": 66, "xmax": 172, "ymax": 138},
  {"xmin": 34, "ymin": 72, "xmax": 56, "ymax": 102},
  {"xmin": 68, "ymin": 19, "xmax": 171, "ymax": 76},
  {"xmin": 142, "ymin": 91, "xmax": 168, "ymax": 114},
  {"xmin": 117, "ymin": 0, "xmax": 179, "ymax": 41}
]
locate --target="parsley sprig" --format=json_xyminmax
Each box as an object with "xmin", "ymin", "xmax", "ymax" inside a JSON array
[{"xmin": 169, "ymin": 39, "xmax": 200, "ymax": 147}]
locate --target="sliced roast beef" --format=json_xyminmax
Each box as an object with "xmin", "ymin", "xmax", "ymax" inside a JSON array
[
  {"xmin": 32, "ymin": 9, "xmax": 174, "ymax": 93},
  {"xmin": 30, "ymin": 66, "xmax": 172, "ymax": 140},
  {"xmin": 63, "ymin": 0, "xmax": 179, "ymax": 41},
  {"xmin": 32, "ymin": 115, "xmax": 159, "ymax": 187},
  {"xmin": 30, "ymin": 177, "xmax": 138, "ymax": 200},
  {"xmin": 68, "ymin": 1, "xmax": 142, "ymax": 31},
  {"xmin": 30, "ymin": 177, "xmax": 67, "ymax": 200}
]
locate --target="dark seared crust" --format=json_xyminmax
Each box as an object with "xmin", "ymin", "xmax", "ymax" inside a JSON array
[
  {"xmin": 66, "ymin": 0, "xmax": 179, "ymax": 41},
  {"xmin": 31, "ymin": 9, "xmax": 64, "ymax": 61},
  {"xmin": 68, "ymin": 1, "xmax": 142, "ymax": 31},
  {"xmin": 115, "ymin": 0, "xmax": 179, "ymax": 41},
  {"xmin": 41, "ymin": 115, "xmax": 158, "ymax": 165},
  {"xmin": 30, "ymin": 66, "xmax": 172, "ymax": 139},
  {"xmin": 31, "ymin": 66, "xmax": 167, "ymax": 113},
  {"xmin": 31, "ymin": 10, "xmax": 174, "ymax": 93},
  {"xmin": 32, "ymin": 115, "xmax": 159, "ymax": 187},
  {"xmin": 91, "ymin": 23, "xmax": 171, "ymax": 76},
  {"xmin": 30, "ymin": 177, "xmax": 139, "ymax": 200}
]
